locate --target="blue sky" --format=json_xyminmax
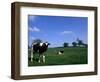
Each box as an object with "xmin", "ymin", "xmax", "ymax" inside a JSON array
[{"xmin": 28, "ymin": 15, "xmax": 88, "ymax": 47}]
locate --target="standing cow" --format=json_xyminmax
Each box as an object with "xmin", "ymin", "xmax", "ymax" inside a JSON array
[{"xmin": 30, "ymin": 42, "xmax": 50, "ymax": 63}]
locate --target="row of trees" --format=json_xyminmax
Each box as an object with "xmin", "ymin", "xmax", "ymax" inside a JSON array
[
  {"xmin": 28, "ymin": 38, "xmax": 87, "ymax": 48},
  {"xmin": 63, "ymin": 39, "xmax": 87, "ymax": 47}
]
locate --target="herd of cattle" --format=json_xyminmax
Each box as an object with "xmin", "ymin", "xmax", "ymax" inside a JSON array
[{"xmin": 30, "ymin": 42, "xmax": 64, "ymax": 63}]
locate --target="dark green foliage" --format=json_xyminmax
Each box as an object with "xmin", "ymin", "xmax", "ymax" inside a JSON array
[
  {"xmin": 77, "ymin": 38, "xmax": 84, "ymax": 47},
  {"xmin": 72, "ymin": 42, "xmax": 77, "ymax": 47},
  {"xmin": 63, "ymin": 42, "xmax": 69, "ymax": 47},
  {"xmin": 83, "ymin": 44, "xmax": 88, "ymax": 47}
]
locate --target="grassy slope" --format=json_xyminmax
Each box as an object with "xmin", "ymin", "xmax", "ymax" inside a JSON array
[{"xmin": 28, "ymin": 47, "xmax": 87, "ymax": 66}]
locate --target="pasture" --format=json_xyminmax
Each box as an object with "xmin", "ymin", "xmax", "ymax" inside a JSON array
[{"xmin": 28, "ymin": 47, "xmax": 87, "ymax": 66}]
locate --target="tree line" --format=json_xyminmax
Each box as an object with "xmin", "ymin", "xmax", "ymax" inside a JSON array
[
  {"xmin": 63, "ymin": 38, "xmax": 87, "ymax": 47},
  {"xmin": 28, "ymin": 38, "xmax": 87, "ymax": 49}
]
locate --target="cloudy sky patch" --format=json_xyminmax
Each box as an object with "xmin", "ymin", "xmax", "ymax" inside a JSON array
[
  {"xmin": 28, "ymin": 15, "xmax": 88, "ymax": 47},
  {"xmin": 28, "ymin": 16, "xmax": 36, "ymax": 21},
  {"xmin": 28, "ymin": 26, "xmax": 40, "ymax": 32},
  {"xmin": 61, "ymin": 30, "xmax": 73, "ymax": 35}
]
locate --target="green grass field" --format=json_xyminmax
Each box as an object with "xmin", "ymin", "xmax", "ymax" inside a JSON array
[{"xmin": 28, "ymin": 47, "xmax": 88, "ymax": 66}]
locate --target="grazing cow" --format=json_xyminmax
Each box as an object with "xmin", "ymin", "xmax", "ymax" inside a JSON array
[
  {"xmin": 57, "ymin": 50, "xmax": 64, "ymax": 55},
  {"xmin": 31, "ymin": 42, "xmax": 50, "ymax": 63}
]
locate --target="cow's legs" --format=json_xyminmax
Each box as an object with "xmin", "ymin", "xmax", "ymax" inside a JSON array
[
  {"xmin": 31, "ymin": 47, "xmax": 33, "ymax": 62},
  {"xmin": 31, "ymin": 54, "xmax": 33, "ymax": 62},
  {"xmin": 43, "ymin": 55, "xmax": 45, "ymax": 63},
  {"xmin": 38, "ymin": 59, "xmax": 40, "ymax": 63},
  {"xmin": 38, "ymin": 54, "xmax": 45, "ymax": 63},
  {"xmin": 38, "ymin": 54, "xmax": 41, "ymax": 63}
]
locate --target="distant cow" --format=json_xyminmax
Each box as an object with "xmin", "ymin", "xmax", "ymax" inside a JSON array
[
  {"xmin": 57, "ymin": 50, "xmax": 64, "ymax": 55},
  {"xmin": 30, "ymin": 42, "xmax": 50, "ymax": 63}
]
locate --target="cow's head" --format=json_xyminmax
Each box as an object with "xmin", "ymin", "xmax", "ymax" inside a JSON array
[
  {"xmin": 39, "ymin": 42, "xmax": 50, "ymax": 47},
  {"xmin": 45, "ymin": 42, "xmax": 50, "ymax": 46}
]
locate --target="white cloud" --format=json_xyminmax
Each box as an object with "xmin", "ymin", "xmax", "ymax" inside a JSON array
[
  {"xmin": 29, "ymin": 16, "xmax": 36, "ymax": 21},
  {"xmin": 28, "ymin": 26, "xmax": 40, "ymax": 32},
  {"xmin": 30, "ymin": 36, "xmax": 35, "ymax": 40},
  {"xmin": 61, "ymin": 30, "xmax": 73, "ymax": 35}
]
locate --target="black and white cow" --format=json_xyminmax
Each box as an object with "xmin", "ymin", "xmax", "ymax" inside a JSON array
[
  {"xmin": 31, "ymin": 42, "xmax": 50, "ymax": 63},
  {"xmin": 57, "ymin": 50, "xmax": 64, "ymax": 55}
]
